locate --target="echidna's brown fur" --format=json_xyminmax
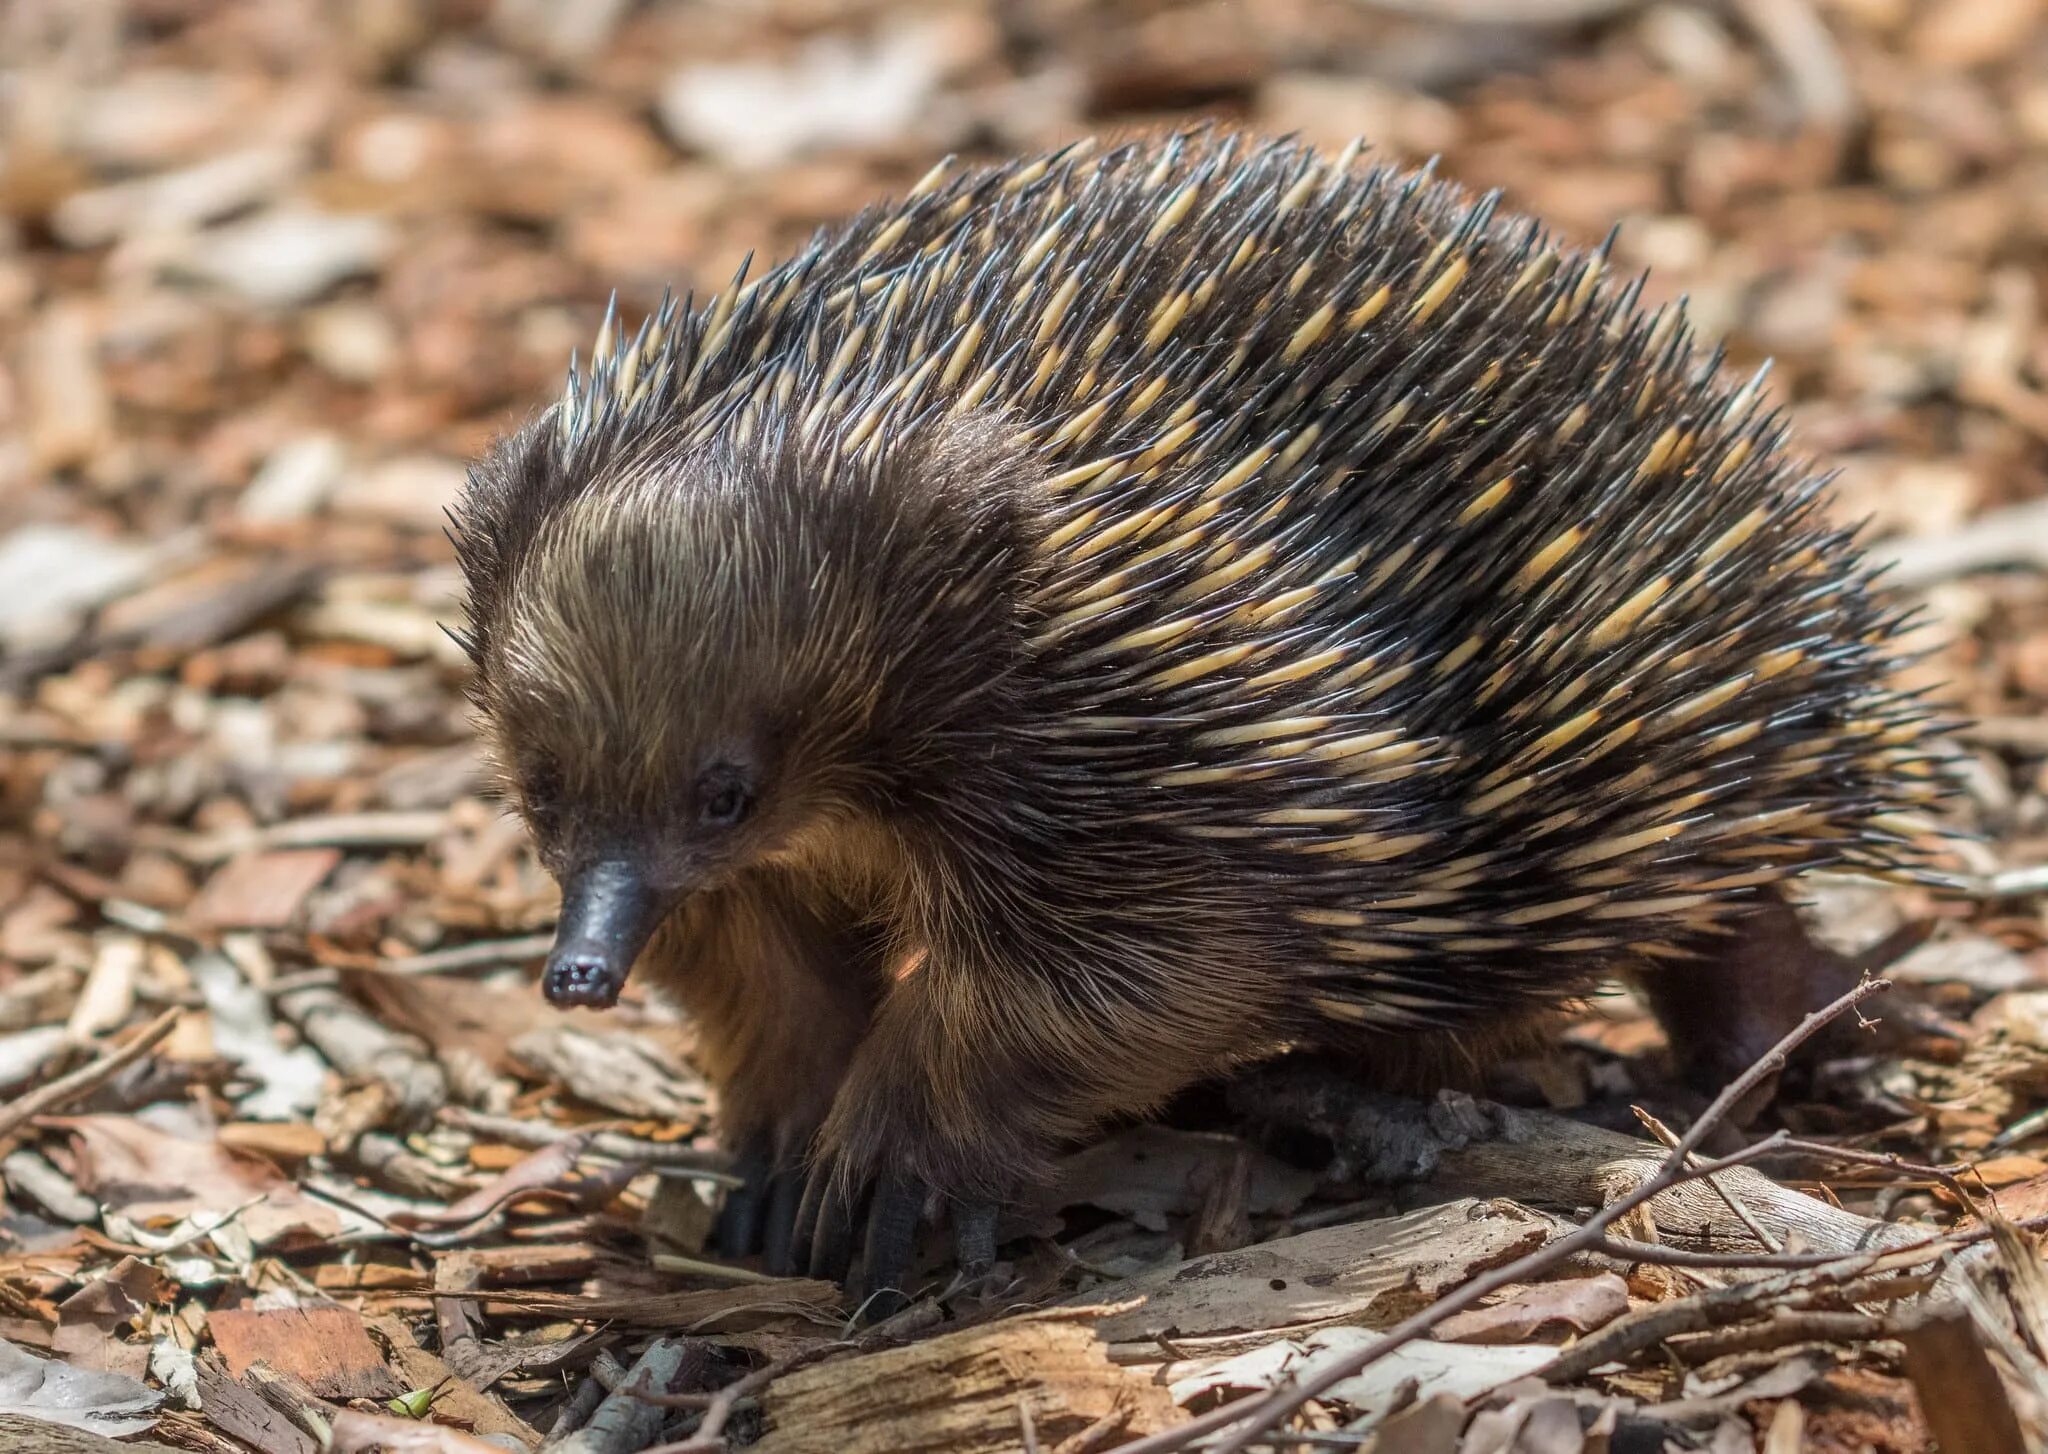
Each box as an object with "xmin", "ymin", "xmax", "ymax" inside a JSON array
[{"xmin": 453, "ymin": 129, "xmax": 1956, "ymax": 1218}]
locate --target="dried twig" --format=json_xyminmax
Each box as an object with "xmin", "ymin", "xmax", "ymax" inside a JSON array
[
  {"xmin": 1726, "ymin": 0, "xmax": 1856, "ymax": 136},
  {"xmin": 646, "ymin": 1254, "xmax": 788, "ymax": 1285},
  {"xmin": 377, "ymin": 933, "xmax": 555, "ymax": 976},
  {"xmin": 437, "ymin": 1107, "xmax": 739, "ymax": 1181},
  {"xmin": 1636, "ymin": 1105, "xmax": 1783, "ymax": 1254},
  {"xmin": 631, "ymin": 1342, "xmax": 854, "ymax": 1453},
  {"xmin": 1338, "ymin": 0, "xmax": 1647, "ymax": 21},
  {"xmin": 1672, "ymin": 1308, "xmax": 1905, "ymax": 1364},
  {"xmin": 543, "ymin": 1352, "xmax": 630, "ymax": 1450},
  {"xmin": 175, "ymin": 809, "xmax": 454, "ymax": 863},
  {"xmin": 1052, "ymin": 1397, "xmax": 1136, "ymax": 1454},
  {"xmin": 1542, "ymin": 1261, "xmax": 1940, "ymax": 1384},
  {"xmin": 1586, "ymin": 1235, "xmax": 1868, "ymax": 1270},
  {"xmin": 0, "ymin": 1005, "xmax": 180, "ymax": 1146},
  {"xmin": 1766, "ymin": 1136, "xmax": 1988, "ymax": 1217},
  {"xmin": 551, "ymin": 1338, "xmax": 715, "ymax": 1454}
]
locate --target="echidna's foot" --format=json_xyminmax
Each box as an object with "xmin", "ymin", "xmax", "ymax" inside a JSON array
[
  {"xmin": 854, "ymin": 1170, "xmax": 922, "ymax": 1318},
  {"xmin": 790, "ymin": 1158, "xmax": 1009, "ymax": 1319},
  {"xmin": 712, "ymin": 1135, "xmax": 806, "ymax": 1275},
  {"xmin": 1228, "ymin": 1057, "xmax": 1484, "ymax": 1185},
  {"xmin": 791, "ymin": 1158, "xmax": 863, "ymax": 1288}
]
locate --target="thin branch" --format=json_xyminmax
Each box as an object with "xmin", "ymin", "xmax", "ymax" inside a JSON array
[
  {"xmin": 630, "ymin": 1342, "xmax": 854, "ymax": 1453},
  {"xmin": 377, "ymin": 932, "xmax": 556, "ymax": 976},
  {"xmin": 1587, "ymin": 1235, "xmax": 1880, "ymax": 1271},
  {"xmin": 1670, "ymin": 1308, "xmax": 1905, "ymax": 1364},
  {"xmin": 0, "ymin": 1006, "xmax": 181, "ymax": 1146},
  {"xmin": 1636, "ymin": 1104, "xmax": 1783, "ymax": 1253},
  {"xmin": 1542, "ymin": 1264, "xmax": 1938, "ymax": 1384},
  {"xmin": 1338, "ymin": 0, "xmax": 1648, "ymax": 21},
  {"xmin": 1765, "ymin": 1136, "xmax": 1989, "ymax": 1217}
]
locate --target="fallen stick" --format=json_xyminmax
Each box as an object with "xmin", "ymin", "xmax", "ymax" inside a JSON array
[
  {"xmin": 550, "ymin": 1338, "xmax": 715, "ymax": 1454},
  {"xmin": 1542, "ymin": 1258, "xmax": 1940, "ymax": 1383},
  {"xmin": 0, "ymin": 1005, "xmax": 180, "ymax": 1147},
  {"xmin": 274, "ymin": 981, "xmax": 446, "ymax": 1130}
]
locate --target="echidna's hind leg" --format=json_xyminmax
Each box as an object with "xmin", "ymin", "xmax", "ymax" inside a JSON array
[{"xmin": 1632, "ymin": 889, "xmax": 1934, "ymax": 1118}]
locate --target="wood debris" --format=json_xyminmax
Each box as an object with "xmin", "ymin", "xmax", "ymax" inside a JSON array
[{"xmin": 751, "ymin": 1319, "xmax": 1183, "ymax": 1454}]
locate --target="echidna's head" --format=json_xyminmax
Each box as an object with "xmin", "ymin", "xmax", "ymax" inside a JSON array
[{"xmin": 453, "ymin": 412, "xmax": 1030, "ymax": 1009}]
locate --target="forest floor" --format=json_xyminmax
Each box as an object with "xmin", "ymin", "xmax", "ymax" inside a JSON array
[{"xmin": 7, "ymin": 1, "xmax": 2048, "ymax": 1451}]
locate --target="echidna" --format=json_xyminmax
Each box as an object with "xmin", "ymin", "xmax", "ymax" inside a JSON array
[{"xmin": 453, "ymin": 129, "xmax": 1956, "ymax": 1301}]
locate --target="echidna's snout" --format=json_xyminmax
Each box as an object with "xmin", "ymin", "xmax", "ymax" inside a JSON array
[{"xmin": 542, "ymin": 858, "xmax": 675, "ymax": 1008}]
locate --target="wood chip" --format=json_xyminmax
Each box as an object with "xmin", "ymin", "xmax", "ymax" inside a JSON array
[
  {"xmin": 1079, "ymin": 1198, "xmax": 1560, "ymax": 1350},
  {"xmin": 752, "ymin": 1317, "xmax": 1184, "ymax": 1454},
  {"xmin": 216, "ymin": 1121, "xmax": 329, "ymax": 1162},
  {"xmin": 469, "ymin": 1278, "xmax": 842, "ymax": 1331},
  {"xmin": 209, "ymin": 1306, "xmax": 406, "ymax": 1401}
]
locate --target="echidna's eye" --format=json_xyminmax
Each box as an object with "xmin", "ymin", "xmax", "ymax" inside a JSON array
[
  {"xmin": 523, "ymin": 757, "xmax": 564, "ymax": 823},
  {"xmin": 696, "ymin": 763, "xmax": 753, "ymax": 828}
]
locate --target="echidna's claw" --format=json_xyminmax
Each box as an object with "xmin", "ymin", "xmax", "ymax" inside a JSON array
[
  {"xmin": 713, "ymin": 1139, "xmax": 809, "ymax": 1275},
  {"xmin": 791, "ymin": 1148, "xmax": 1012, "ymax": 1316},
  {"xmin": 712, "ymin": 1136, "xmax": 774, "ymax": 1260},
  {"xmin": 760, "ymin": 1166, "xmax": 804, "ymax": 1276},
  {"xmin": 794, "ymin": 1164, "xmax": 861, "ymax": 1285},
  {"xmin": 952, "ymin": 1198, "xmax": 1000, "ymax": 1274},
  {"xmin": 851, "ymin": 1171, "xmax": 923, "ymax": 1317}
]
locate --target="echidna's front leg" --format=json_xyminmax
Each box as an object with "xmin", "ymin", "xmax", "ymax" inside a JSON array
[
  {"xmin": 795, "ymin": 954, "xmax": 1250, "ymax": 1310},
  {"xmin": 793, "ymin": 969, "xmax": 1046, "ymax": 1309},
  {"xmin": 634, "ymin": 878, "xmax": 882, "ymax": 1272}
]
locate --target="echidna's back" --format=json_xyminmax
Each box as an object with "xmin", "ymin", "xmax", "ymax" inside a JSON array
[{"xmin": 560, "ymin": 130, "xmax": 1952, "ymax": 1025}]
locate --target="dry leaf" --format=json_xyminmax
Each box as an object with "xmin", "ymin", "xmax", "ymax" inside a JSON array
[
  {"xmin": 0, "ymin": 1339, "xmax": 162, "ymax": 1437},
  {"xmin": 1434, "ymin": 1275, "xmax": 1632, "ymax": 1345},
  {"xmin": 189, "ymin": 849, "xmax": 342, "ymax": 931},
  {"xmin": 48, "ymin": 1112, "xmax": 341, "ymax": 1247}
]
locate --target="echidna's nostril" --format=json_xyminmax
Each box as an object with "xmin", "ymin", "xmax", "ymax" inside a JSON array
[{"xmin": 543, "ymin": 951, "xmax": 624, "ymax": 1008}]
